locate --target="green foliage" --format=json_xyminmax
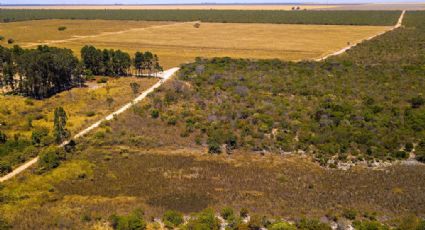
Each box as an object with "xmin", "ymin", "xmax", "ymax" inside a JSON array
[
  {"xmin": 270, "ymin": 221, "xmax": 297, "ymax": 230},
  {"xmin": 0, "ymin": 161, "xmax": 12, "ymax": 174},
  {"xmin": 342, "ymin": 209, "xmax": 357, "ymax": 220},
  {"xmin": 151, "ymin": 109, "xmax": 159, "ymax": 119},
  {"xmin": 0, "ymin": 35, "xmax": 4, "ymax": 41},
  {"xmin": 1, "ymin": 45, "xmax": 81, "ymax": 99},
  {"xmin": 416, "ymin": 140, "xmax": 425, "ymax": 162},
  {"xmin": 134, "ymin": 51, "xmax": 162, "ymax": 76},
  {"xmin": 109, "ymin": 209, "xmax": 147, "ymax": 230},
  {"xmin": 0, "ymin": 9, "xmax": 400, "ymax": 26},
  {"xmin": 220, "ymin": 207, "xmax": 234, "ymax": 220},
  {"xmin": 185, "ymin": 208, "xmax": 220, "ymax": 230},
  {"xmin": 0, "ymin": 131, "xmax": 6, "ymax": 144},
  {"xmin": 240, "ymin": 208, "xmax": 249, "ymax": 218},
  {"xmin": 352, "ymin": 220, "xmax": 389, "ymax": 230},
  {"xmin": 155, "ymin": 12, "xmax": 425, "ymax": 163},
  {"xmin": 397, "ymin": 215, "xmax": 425, "ymax": 230},
  {"xmin": 38, "ymin": 146, "xmax": 64, "ymax": 172},
  {"xmin": 163, "ymin": 210, "xmax": 184, "ymax": 228},
  {"xmin": 296, "ymin": 219, "xmax": 331, "ymax": 230},
  {"xmin": 31, "ymin": 127, "xmax": 50, "ymax": 146},
  {"xmin": 409, "ymin": 95, "xmax": 425, "ymax": 109},
  {"xmin": 0, "ymin": 216, "xmax": 11, "ymax": 230},
  {"xmin": 53, "ymin": 107, "xmax": 69, "ymax": 144}
]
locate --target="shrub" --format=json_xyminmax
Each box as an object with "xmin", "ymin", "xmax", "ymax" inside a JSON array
[
  {"xmin": 31, "ymin": 127, "xmax": 50, "ymax": 146},
  {"xmin": 405, "ymin": 142, "xmax": 414, "ymax": 152},
  {"xmin": 0, "ymin": 35, "xmax": 4, "ymax": 41},
  {"xmin": 97, "ymin": 77, "xmax": 108, "ymax": 83},
  {"xmin": 163, "ymin": 210, "xmax": 184, "ymax": 228},
  {"xmin": 410, "ymin": 95, "xmax": 425, "ymax": 109},
  {"xmin": 151, "ymin": 109, "xmax": 159, "ymax": 119},
  {"xmin": 58, "ymin": 26, "xmax": 67, "ymax": 31},
  {"xmin": 85, "ymin": 111, "xmax": 96, "ymax": 117},
  {"xmin": 186, "ymin": 208, "xmax": 220, "ymax": 230},
  {"xmin": 296, "ymin": 219, "xmax": 331, "ymax": 230},
  {"xmin": 221, "ymin": 207, "xmax": 234, "ymax": 220},
  {"xmin": 342, "ymin": 209, "xmax": 357, "ymax": 220},
  {"xmin": 38, "ymin": 146, "xmax": 64, "ymax": 172},
  {"xmin": 0, "ymin": 131, "xmax": 6, "ymax": 144},
  {"xmin": 7, "ymin": 38, "xmax": 14, "ymax": 44},
  {"xmin": 270, "ymin": 221, "xmax": 297, "ymax": 230},
  {"xmin": 352, "ymin": 220, "xmax": 389, "ymax": 230},
  {"xmin": 248, "ymin": 215, "xmax": 263, "ymax": 230},
  {"xmin": 391, "ymin": 151, "xmax": 408, "ymax": 160},
  {"xmin": 0, "ymin": 161, "xmax": 12, "ymax": 174},
  {"xmin": 240, "ymin": 208, "xmax": 249, "ymax": 218},
  {"xmin": 109, "ymin": 209, "xmax": 146, "ymax": 230},
  {"xmin": 416, "ymin": 141, "xmax": 425, "ymax": 162}
]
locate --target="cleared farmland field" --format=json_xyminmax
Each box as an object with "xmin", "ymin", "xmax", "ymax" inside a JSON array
[
  {"xmin": 0, "ymin": 19, "xmax": 172, "ymax": 45},
  {"xmin": 4, "ymin": 20, "xmax": 392, "ymax": 68}
]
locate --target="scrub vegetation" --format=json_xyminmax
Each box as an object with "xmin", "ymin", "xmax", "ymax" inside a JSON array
[
  {"xmin": 0, "ymin": 9, "xmax": 401, "ymax": 25},
  {"xmin": 0, "ymin": 8, "xmax": 424, "ymax": 230}
]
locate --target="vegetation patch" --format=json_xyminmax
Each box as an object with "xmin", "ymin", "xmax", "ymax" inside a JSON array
[{"xmin": 0, "ymin": 9, "xmax": 400, "ymax": 26}]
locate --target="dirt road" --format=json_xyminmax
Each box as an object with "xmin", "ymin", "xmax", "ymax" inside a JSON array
[
  {"xmin": 316, "ymin": 10, "xmax": 405, "ymax": 61},
  {"xmin": 0, "ymin": 67, "xmax": 179, "ymax": 183}
]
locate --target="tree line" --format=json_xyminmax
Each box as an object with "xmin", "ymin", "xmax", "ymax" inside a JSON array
[
  {"xmin": 81, "ymin": 45, "xmax": 163, "ymax": 77},
  {"xmin": 0, "ymin": 44, "xmax": 163, "ymax": 99}
]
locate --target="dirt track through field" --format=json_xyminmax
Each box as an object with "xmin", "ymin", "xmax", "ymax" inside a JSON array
[
  {"xmin": 0, "ymin": 67, "xmax": 180, "ymax": 183},
  {"xmin": 316, "ymin": 10, "xmax": 405, "ymax": 61},
  {"xmin": 22, "ymin": 21, "xmax": 197, "ymax": 48}
]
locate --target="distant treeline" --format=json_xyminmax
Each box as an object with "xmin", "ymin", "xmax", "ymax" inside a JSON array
[
  {"xmin": 0, "ymin": 45, "xmax": 162, "ymax": 99},
  {"xmin": 0, "ymin": 9, "xmax": 401, "ymax": 26}
]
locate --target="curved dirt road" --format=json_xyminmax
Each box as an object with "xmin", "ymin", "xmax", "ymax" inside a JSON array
[{"xmin": 0, "ymin": 67, "xmax": 179, "ymax": 183}]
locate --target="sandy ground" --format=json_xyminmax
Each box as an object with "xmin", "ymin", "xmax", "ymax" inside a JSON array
[{"xmin": 0, "ymin": 4, "xmax": 339, "ymax": 10}]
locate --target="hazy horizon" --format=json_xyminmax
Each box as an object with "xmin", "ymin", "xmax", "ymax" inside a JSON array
[{"xmin": 2, "ymin": 1, "xmax": 425, "ymax": 6}]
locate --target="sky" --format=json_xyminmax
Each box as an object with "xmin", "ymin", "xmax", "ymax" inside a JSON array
[{"xmin": 1, "ymin": 0, "xmax": 424, "ymax": 5}]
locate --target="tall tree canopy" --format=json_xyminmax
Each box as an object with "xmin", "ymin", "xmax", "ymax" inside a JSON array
[{"xmin": 1, "ymin": 45, "xmax": 81, "ymax": 99}]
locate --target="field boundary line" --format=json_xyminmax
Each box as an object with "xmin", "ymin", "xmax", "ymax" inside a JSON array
[
  {"xmin": 0, "ymin": 67, "xmax": 180, "ymax": 183},
  {"xmin": 21, "ymin": 21, "xmax": 199, "ymax": 48},
  {"xmin": 316, "ymin": 10, "xmax": 405, "ymax": 61}
]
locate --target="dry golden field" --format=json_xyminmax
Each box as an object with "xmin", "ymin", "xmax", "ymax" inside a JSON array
[{"xmin": 1, "ymin": 19, "xmax": 391, "ymax": 68}]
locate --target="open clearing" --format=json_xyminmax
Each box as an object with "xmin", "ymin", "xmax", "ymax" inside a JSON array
[{"xmin": 3, "ymin": 19, "xmax": 391, "ymax": 68}]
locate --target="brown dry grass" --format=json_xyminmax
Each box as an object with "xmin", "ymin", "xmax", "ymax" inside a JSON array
[
  {"xmin": 0, "ymin": 19, "xmax": 171, "ymax": 46},
  {"xmin": 3, "ymin": 144, "xmax": 425, "ymax": 229},
  {"xmin": 4, "ymin": 19, "xmax": 390, "ymax": 68}
]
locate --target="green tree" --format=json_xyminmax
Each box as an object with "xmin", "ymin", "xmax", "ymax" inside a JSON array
[
  {"xmin": 134, "ymin": 51, "xmax": 144, "ymax": 76},
  {"xmin": 53, "ymin": 107, "xmax": 69, "ymax": 144},
  {"xmin": 163, "ymin": 210, "xmax": 184, "ymax": 228}
]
